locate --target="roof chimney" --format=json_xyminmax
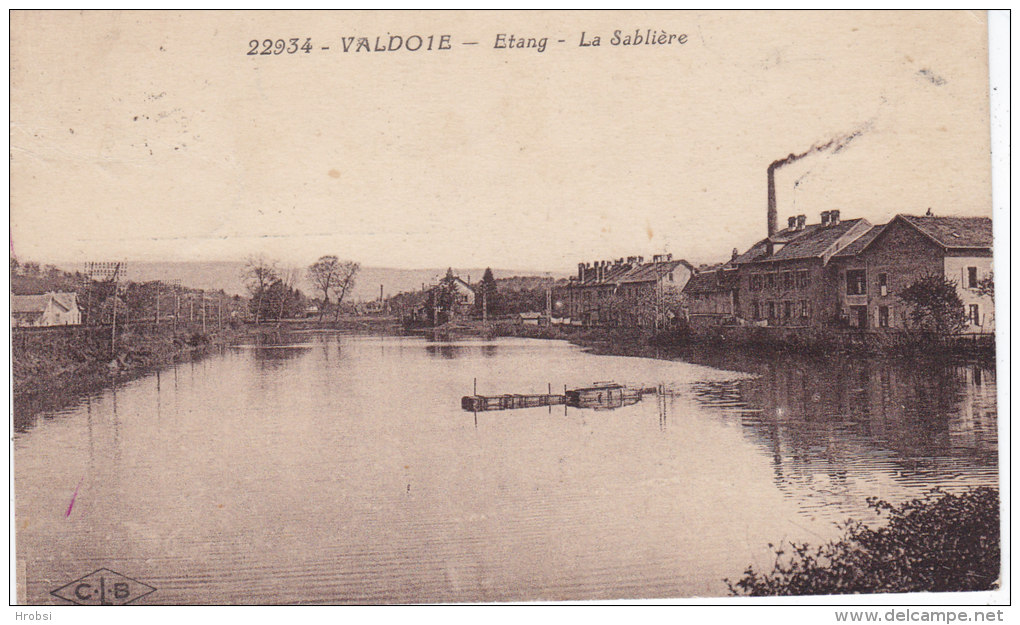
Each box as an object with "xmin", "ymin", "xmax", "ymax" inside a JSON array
[
  {"xmin": 578, "ymin": 262, "xmax": 585, "ymax": 281},
  {"xmin": 731, "ymin": 247, "xmax": 740, "ymax": 261},
  {"xmin": 796, "ymin": 214, "xmax": 806, "ymax": 231},
  {"xmin": 820, "ymin": 211, "xmax": 831, "ymax": 227},
  {"xmin": 830, "ymin": 210, "xmax": 840, "ymax": 225},
  {"xmin": 787, "ymin": 216, "xmax": 797, "ymax": 230}
]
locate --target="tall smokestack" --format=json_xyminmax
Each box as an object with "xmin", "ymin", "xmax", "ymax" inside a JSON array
[{"xmin": 767, "ymin": 162, "xmax": 779, "ymax": 238}]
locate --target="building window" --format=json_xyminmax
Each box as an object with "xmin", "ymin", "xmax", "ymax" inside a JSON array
[
  {"xmin": 879, "ymin": 305, "xmax": 889, "ymax": 328},
  {"xmin": 783, "ymin": 301, "xmax": 792, "ymax": 319},
  {"xmin": 846, "ymin": 270, "xmax": 866, "ymax": 295},
  {"xmin": 751, "ymin": 302, "xmax": 760, "ymax": 320},
  {"xmin": 796, "ymin": 270, "xmax": 809, "ymax": 289},
  {"xmin": 968, "ymin": 267, "xmax": 978, "ymax": 289},
  {"xmin": 768, "ymin": 302, "xmax": 776, "ymax": 318},
  {"xmin": 969, "ymin": 304, "xmax": 980, "ymax": 325},
  {"xmin": 765, "ymin": 273, "xmax": 776, "ymax": 290},
  {"xmin": 782, "ymin": 272, "xmax": 793, "ymax": 289},
  {"xmin": 878, "ymin": 273, "xmax": 888, "ymax": 296},
  {"xmin": 800, "ymin": 300, "xmax": 809, "ymax": 318},
  {"xmin": 668, "ymin": 272, "xmax": 675, "ymax": 282}
]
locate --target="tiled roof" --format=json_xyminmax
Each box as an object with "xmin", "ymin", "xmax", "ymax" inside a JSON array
[
  {"xmin": 768, "ymin": 219, "xmax": 866, "ymax": 261},
  {"xmin": 12, "ymin": 292, "xmax": 79, "ymax": 314},
  {"xmin": 899, "ymin": 215, "xmax": 992, "ymax": 249},
  {"xmin": 732, "ymin": 219, "xmax": 868, "ymax": 264},
  {"xmin": 833, "ymin": 224, "xmax": 886, "ymax": 258},
  {"xmin": 730, "ymin": 239, "xmax": 771, "ymax": 265},
  {"xmin": 618, "ymin": 260, "xmax": 688, "ymax": 284},
  {"xmin": 683, "ymin": 269, "xmax": 740, "ymax": 294},
  {"xmin": 574, "ymin": 259, "xmax": 690, "ymax": 286},
  {"xmin": 11, "ymin": 294, "xmax": 53, "ymax": 313}
]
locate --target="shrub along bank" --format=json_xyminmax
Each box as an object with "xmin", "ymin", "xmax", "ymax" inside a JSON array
[{"xmin": 726, "ymin": 488, "xmax": 1000, "ymax": 596}]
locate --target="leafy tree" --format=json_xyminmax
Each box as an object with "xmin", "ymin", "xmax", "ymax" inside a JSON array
[
  {"xmin": 243, "ymin": 254, "xmax": 278, "ymax": 324},
  {"xmin": 307, "ymin": 256, "xmax": 340, "ymax": 321},
  {"xmin": 899, "ymin": 273, "xmax": 966, "ymax": 336},
  {"xmin": 331, "ymin": 261, "xmax": 360, "ymax": 322},
  {"xmin": 476, "ymin": 267, "xmax": 498, "ymax": 317},
  {"xmin": 977, "ymin": 271, "xmax": 994, "ymax": 299},
  {"xmin": 262, "ymin": 278, "xmax": 306, "ymax": 320}
]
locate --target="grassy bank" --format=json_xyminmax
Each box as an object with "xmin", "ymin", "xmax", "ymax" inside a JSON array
[
  {"xmin": 11, "ymin": 316, "xmax": 408, "ymax": 423},
  {"xmin": 727, "ymin": 488, "xmax": 1000, "ymax": 596},
  {"xmin": 481, "ymin": 319, "xmax": 995, "ymax": 364},
  {"xmin": 11, "ymin": 322, "xmax": 259, "ymax": 421}
]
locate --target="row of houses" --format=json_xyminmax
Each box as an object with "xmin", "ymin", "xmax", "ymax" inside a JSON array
[{"xmin": 553, "ymin": 210, "xmax": 993, "ymax": 334}]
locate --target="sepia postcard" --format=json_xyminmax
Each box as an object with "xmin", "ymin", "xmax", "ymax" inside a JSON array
[{"xmin": 8, "ymin": 10, "xmax": 1007, "ymax": 612}]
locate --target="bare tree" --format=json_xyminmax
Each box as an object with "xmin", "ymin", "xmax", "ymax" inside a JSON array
[
  {"xmin": 307, "ymin": 255, "xmax": 340, "ymax": 321},
  {"xmin": 243, "ymin": 254, "xmax": 278, "ymax": 324},
  {"xmin": 332, "ymin": 261, "xmax": 360, "ymax": 322}
]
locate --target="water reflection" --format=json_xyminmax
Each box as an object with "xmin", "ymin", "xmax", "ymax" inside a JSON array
[
  {"xmin": 425, "ymin": 344, "xmax": 465, "ymax": 359},
  {"xmin": 688, "ymin": 352, "xmax": 997, "ymax": 515},
  {"xmin": 12, "ymin": 335, "xmax": 998, "ymax": 603}
]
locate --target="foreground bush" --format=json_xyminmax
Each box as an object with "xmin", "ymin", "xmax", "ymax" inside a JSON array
[{"xmin": 727, "ymin": 487, "xmax": 999, "ymax": 596}]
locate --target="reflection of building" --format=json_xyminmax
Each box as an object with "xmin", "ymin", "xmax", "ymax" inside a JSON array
[
  {"xmin": 11, "ymin": 292, "xmax": 81, "ymax": 326},
  {"xmin": 831, "ymin": 215, "xmax": 993, "ymax": 332},
  {"xmin": 689, "ymin": 352, "xmax": 998, "ymax": 515},
  {"xmin": 554, "ymin": 255, "xmax": 694, "ymax": 327}
]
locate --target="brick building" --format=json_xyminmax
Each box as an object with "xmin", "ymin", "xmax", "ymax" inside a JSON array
[
  {"xmin": 731, "ymin": 211, "xmax": 872, "ymax": 327},
  {"xmin": 830, "ymin": 215, "xmax": 993, "ymax": 332},
  {"xmin": 555, "ymin": 255, "xmax": 693, "ymax": 328}
]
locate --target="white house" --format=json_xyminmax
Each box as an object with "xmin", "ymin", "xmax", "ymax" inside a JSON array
[{"xmin": 11, "ymin": 292, "xmax": 82, "ymax": 327}]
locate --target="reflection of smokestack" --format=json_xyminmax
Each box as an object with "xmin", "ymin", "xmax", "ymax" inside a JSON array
[{"xmin": 766, "ymin": 123, "xmax": 869, "ymax": 238}]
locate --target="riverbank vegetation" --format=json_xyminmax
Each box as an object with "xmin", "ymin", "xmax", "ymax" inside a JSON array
[{"xmin": 726, "ymin": 488, "xmax": 1000, "ymax": 596}]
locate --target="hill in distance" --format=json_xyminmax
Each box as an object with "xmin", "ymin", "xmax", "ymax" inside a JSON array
[{"xmin": 55, "ymin": 261, "xmax": 570, "ymax": 302}]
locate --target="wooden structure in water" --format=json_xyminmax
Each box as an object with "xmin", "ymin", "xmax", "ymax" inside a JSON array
[
  {"xmin": 462, "ymin": 382, "xmax": 658, "ymax": 413},
  {"xmin": 461, "ymin": 393, "xmax": 566, "ymax": 412}
]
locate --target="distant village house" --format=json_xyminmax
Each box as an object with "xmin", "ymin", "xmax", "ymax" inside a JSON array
[
  {"xmin": 11, "ymin": 292, "xmax": 82, "ymax": 327},
  {"xmin": 554, "ymin": 255, "xmax": 693, "ymax": 328}
]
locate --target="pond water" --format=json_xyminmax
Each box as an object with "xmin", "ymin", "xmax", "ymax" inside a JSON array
[{"xmin": 13, "ymin": 334, "xmax": 998, "ymax": 603}]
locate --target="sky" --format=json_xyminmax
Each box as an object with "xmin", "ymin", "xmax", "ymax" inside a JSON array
[{"xmin": 10, "ymin": 11, "xmax": 994, "ymax": 273}]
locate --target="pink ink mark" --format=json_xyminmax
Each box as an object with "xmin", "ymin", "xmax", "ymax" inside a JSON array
[{"xmin": 65, "ymin": 477, "xmax": 84, "ymax": 518}]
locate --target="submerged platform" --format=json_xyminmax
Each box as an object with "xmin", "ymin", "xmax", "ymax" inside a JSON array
[{"xmin": 462, "ymin": 383, "xmax": 658, "ymax": 412}]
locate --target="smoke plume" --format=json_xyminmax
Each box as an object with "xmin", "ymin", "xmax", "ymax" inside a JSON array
[{"xmin": 766, "ymin": 122, "xmax": 872, "ymax": 237}]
